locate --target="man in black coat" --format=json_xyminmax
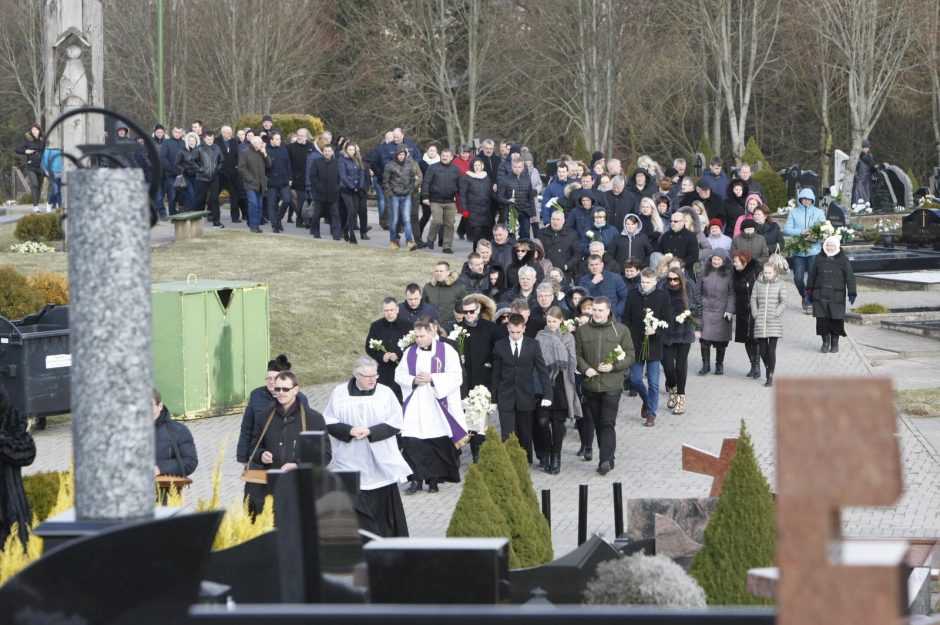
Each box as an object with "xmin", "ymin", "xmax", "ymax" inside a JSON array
[
  {"xmin": 538, "ymin": 210, "xmax": 582, "ymax": 277},
  {"xmin": 458, "ymin": 295, "xmax": 496, "ymax": 462},
  {"xmin": 490, "ymin": 313, "xmax": 552, "ymax": 463},
  {"xmin": 622, "ymin": 270, "xmax": 671, "ymax": 427},
  {"xmin": 495, "ymin": 158, "xmax": 538, "ymax": 239},
  {"xmin": 193, "ymin": 130, "xmax": 225, "ymax": 227},
  {"xmin": 309, "ymin": 144, "xmax": 341, "ymax": 239},
  {"xmin": 218, "ymin": 125, "xmax": 248, "ymax": 223},
  {"xmin": 421, "ymin": 147, "xmax": 462, "ymax": 253},
  {"xmin": 598, "ymin": 176, "xmax": 640, "ymax": 231},
  {"xmin": 287, "ymin": 128, "xmax": 315, "ymax": 226},
  {"xmin": 365, "ymin": 297, "xmax": 413, "ymax": 402},
  {"xmin": 153, "ymin": 388, "xmax": 198, "ymax": 478},
  {"xmin": 658, "ymin": 212, "xmax": 700, "ymax": 273},
  {"xmin": 611, "ymin": 214, "xmax": 653, "ymax": 268}
]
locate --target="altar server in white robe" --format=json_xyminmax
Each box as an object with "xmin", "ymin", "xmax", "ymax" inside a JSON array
[
  {"xmin": 395, "ymin": 319, "xmax": 468, "ymax": 494},
  {"xmin": 324, "ymin": 356, "xmax": 413, "ymax": 536}
]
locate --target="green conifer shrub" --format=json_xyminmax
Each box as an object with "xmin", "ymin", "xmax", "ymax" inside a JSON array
[
  {"xmin": 14, "ymin": 212, "xmax": 63, "ymax": 242},
  {"xmin": 504, "ymin": 434, "xmax": 553, "ymax": 563},
  {"xmin": 697, "ymin": 136, "xmax": 715, "ymax": 165},
  {"xmin": 446, "ymin": 464, "xmax": 516, "ymax": 564},
  {"xmin": 22, "ymin": 471, "xmax": 65, "ymax": 523},
  {"xmin": 740, "ymin": 137, "xmax": 767, "ymax": 169},
  {"xmin": 689, "ymin": 421, "xmax": 775, "ymax": 605},
  {"xmin": 752, "ymin": 166, "xmax": 787, "ymax": 213},
  {"xmin": 0, "ymin": 266, "xmax": 45, "ymax": 319}
]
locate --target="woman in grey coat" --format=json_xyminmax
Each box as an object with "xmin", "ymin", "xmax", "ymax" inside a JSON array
[
  {"xmin": 535, "ymin": 306, "xmax": 582, "ymax": 475},
  {"xmin": 750, "ymin": 263, "xmax": 788, "ymax": 387},
  {"xmin": 806, "ymin": 235, "xmax": 857, "ymax": 354},
  {"xmin": 698, "ymin": 248, "xmax": 736, "ymax": 375}
]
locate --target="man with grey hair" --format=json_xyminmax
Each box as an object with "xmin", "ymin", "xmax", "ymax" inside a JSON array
[
  {"xmin": 734, "ymin": 162, "xmax": 764, "ymax": 201},
  {"xmin": 218, "ymin": 125, "xmax": 247, "ymax": 223},
  {"xmin": 499, "ymin": 265, "xmax": 538, "ymax": 308},
  {"xmin": 324, "ymin": 356, "xmax": 412, "ymax": 536},
  {"xmin": 598, "ymin": 174, "xmax": 639, "ymax": 230},
  {"xmin": 476, "ymin": 138, "xmax": 501, "ymax": 190},
  {"xmin": 538, "ymin": 209, "xmax": 582, "ymax": 276},
  {"xmin": 673, "ymin": 157, "xmax": 687, "ymax": 178}
]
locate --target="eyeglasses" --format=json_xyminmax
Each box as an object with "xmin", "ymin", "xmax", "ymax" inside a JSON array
[
  {"xmin": 463, "ymin": 308, "xmax": 479, "ymax": 314},
  {"xmin": 265, "ymin": 375, "xmax": 278, "ymax": 381},
  {"xmin": 355, "ymin": 372, "xmax": 378, "ymax": 380},
  {"xmin": 667, "ymin": 277, "xmax": 681, "ymax": 283},
  {"xmin": 273, "ymin": 386, "xmax": 295, "ymax": 393}
]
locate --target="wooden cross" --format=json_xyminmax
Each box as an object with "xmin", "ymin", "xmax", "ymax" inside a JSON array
[{"xmin": 681, "ymin": 438, "xmax": 738, "ymax": 497}]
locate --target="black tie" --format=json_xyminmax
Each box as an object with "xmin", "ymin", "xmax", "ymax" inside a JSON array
[{"xmin": 513, "ymin": 342, "xmax": 519, "ymax": 358}]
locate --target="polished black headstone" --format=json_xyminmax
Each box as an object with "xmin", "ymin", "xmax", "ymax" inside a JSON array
[
  {"xmin": 205, "ymin": 531, "xmax": 281, "ymax": 603},
  {"xmin": 299, "ymin": 431, "xmax": 329, "ymax": 466},
  {"xmin": 509, "ymin": 535, "xmax": 621, "ymax": 604},
  {"xmin": 800, "ymin": 170, "xmax": 820, "ymax": 200},
  {"xmin": 0, "ymin": 510, "xmax": 221, "ymax": 625},
  {"xmin": 902, "ymin": 209, "xmax": 940, "ymax": 249},
  {"xmin": 364, "ymin": 537, "xmax": 510, "ymax": 604},
  {"xmin": 826, "ymin": 201, "xmax": 847, "ymax": 228},
  {"xmin": 785, "ymin": 164, "xmax": 801, "ymax": 199}
]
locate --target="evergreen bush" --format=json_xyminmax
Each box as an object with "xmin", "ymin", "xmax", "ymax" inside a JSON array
[
  {"xmin": 907, "ymin": 168, "xmax": 920, "ymax": 192},
  {"xmin": 22, "ymin": 471, "xmax": 64, "ymax": 523},
  {"xmin": 503, "ymin": 434, "xmax": 553, "ymax": 563},
  {"xmin": 689, "ymin": 420, "xmax": 775, "ymax": 605},
  {"xmin": 26, "ymin": 271, "xmax": 69, "ymax": 306},
  {"xmin": 476, "ymin": 427, "xmax": 551, "ymax": 568},
  {"xmin": 14, "ymin": 212, "xmax": 63, "ymax": 242},
  {"xmin": 741, "ymin": 137, "xmax": 767, "ymax": 169},
  {"xmin": 696, "ymin": 136, "xmax": 715, "ymax": 165},
  {"xmin": 234, "ymin": 114, "xmax": 325, "ymax": 140},
  {"xmin": 572, "ymin": 135, "xmax": 592, "ymax": 165},
  {"xmin": 584, "ymin": 554, "xmax": 707, "ymax": 607},
  {"xmin": 853, "ymin": 303, "xmax": 891, "ymax": 314},
  {"xmin": 0, "ymin": 266, "xmax": 45, "ymax": 319},
  {"xmin": 752, "ymin": 166, "xmax": 787, "ymax": 213},
  {"xmin": 446, "ymin": 464, "xmax": 516, "ymax": 562}
]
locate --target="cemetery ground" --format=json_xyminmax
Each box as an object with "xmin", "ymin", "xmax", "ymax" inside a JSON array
[{"xmin": 4, "ymin": 210, "xmax": 940, "ymax": 558}]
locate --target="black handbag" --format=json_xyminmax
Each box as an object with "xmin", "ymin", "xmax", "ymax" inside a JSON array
[{"xmin": 173, "ymin": 174, "xmax": 187, "ymax": 190}]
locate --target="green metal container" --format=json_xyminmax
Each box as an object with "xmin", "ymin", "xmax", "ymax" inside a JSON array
[{"xmin": 152, "ymin": 279, "xmax": 269, "ymax": 418}]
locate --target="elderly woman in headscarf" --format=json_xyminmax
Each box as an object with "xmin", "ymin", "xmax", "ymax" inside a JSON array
[{"xmin": 806, "ymin": 235, "xmax": 857, "ymax": 354}]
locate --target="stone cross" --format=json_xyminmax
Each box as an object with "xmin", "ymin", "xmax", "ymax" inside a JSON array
[
  {"xmin": 681, "ymin": 438, "xmax": 738, "ymax": 497},
  {"xmin": 776, "ymin": 378, "xmax": 905, "ymax": 625}
]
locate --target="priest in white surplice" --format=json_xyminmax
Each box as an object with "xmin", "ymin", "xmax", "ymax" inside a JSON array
[
  {"xmin": 395, "ymin": 320, "xmax": 468, "ymax": 494},
  {"xmin": 324, "ymin": 356, "xmax": 413, "ymax": 537}
]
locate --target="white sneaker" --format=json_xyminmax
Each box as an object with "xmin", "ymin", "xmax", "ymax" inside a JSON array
[
  {"xmin": 32, "ymin": 205, "xmax": 40, "ymax": 213},
  {"xmin": 45, "ymin": 204, "xmax": 52, "ymax": 213}
]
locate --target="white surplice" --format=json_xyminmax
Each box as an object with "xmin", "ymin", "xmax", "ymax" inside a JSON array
[{"xmin": 395, "ymin": 340, "xmax": 467, "ymax": 440}]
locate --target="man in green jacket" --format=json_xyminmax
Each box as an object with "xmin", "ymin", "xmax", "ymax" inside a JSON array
[{"xmin": 574, "ymin": 296, "xmax": 635, "ymax": 475}]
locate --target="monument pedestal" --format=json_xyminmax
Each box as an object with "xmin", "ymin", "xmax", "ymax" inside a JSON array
[{"xmin": 34, "ymin": 506, "xmax": 180, "ymax": 553}]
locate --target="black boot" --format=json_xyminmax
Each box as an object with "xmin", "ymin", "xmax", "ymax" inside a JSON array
[
  {"xmin": 550, "ymin": 453, "xmax": 561, "ymax": 475},
  {"xmin": 820, "ymin": 334, "xmax": 831, "ymax": 353},
  {"xmin": 714, "ymin": 347, "xmax": 725, "ymax": 375},
  {"xmin": 764, "ymin": 372, "xmax": 774, "ymax": 387},
  {"xmin": 427, "ymin": 479, "xmax": 439, "ymax": 493},
  {"xmin": 405, "ymin": 480, "xmax": 422, "ymax": 494},
  {"xmin": 830, "ymin": 335, "xmax": 840, "ymax": 353},
  {"xmin": 698, "ymin": 345, "xmax": 711, "ymax": 375},
  {"xmin": 747, "ymin": 355, "xmax": 761, "ymax": 378}
]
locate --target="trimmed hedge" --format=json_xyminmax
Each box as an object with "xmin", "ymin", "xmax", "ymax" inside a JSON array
[
  {"xmin": 752, "ymin": 166, "xmax": 787, "ymax": 213},
  {"xmin": 0, "ymin": 266, "xmax": 45, "ymax": 319},
  {"xmin": 234, "ymin": 114, "xmax": 325, "ymax": 140},
  {"xmin": 446, "ymin": 464, "xmax": 515, "ymax": 561},
  {"xmin": 22, "ymin": 471, "xmax": 65, "ymax": 523},
  {"xmin": 689, "ymin": 421, "xmax": 775, "ymax": 605},
  {"xmin": 14, "ymin": 212, "xmax": 63, "ymax": 242},
  {"xmin": 504, "ymin": 434, "xmax": 552, "ymax": 562}
]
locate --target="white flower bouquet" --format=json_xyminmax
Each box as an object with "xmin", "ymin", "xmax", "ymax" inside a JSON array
[
  {"xmin": 368, "ymin": 338, "xmax": 387, "ymax": 353},
  {"xmin": 850, "ymin": 200, "xmax": 872, "ymax": 215},
  {"xmin": 601, "ymin": 345, "xmax": 627, "ymax": 366},
  {"xmin": 447, "ymin": 325, "xmax": 469, "ymax": 355},
  {"xmin": 560, "ymin": 319, "xmax": 577, "ymax": 333},
  {"xmin": 397, "ymin": 331, "xmax": 416, "ymax": 350},
  {"xmin": 675, "ymin": 309, "xmax": 695, "ymax": 326},
  {"xmin": 463, "ymin": 385, "xmax": 492, "ymax": 433},
  {"xmin": 640, "ymin": 308, "xmax": 668, "ymax": 360}
]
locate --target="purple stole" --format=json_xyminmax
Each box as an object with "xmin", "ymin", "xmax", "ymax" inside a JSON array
[{"xmin": 402, "ymin": 341, "xmax": 468, "ymax": 446}]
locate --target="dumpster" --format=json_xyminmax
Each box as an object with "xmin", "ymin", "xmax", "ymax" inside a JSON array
[
  {"xmin": 0, "ymin": 305, "xmax": 71, "ymax": 428},
  {"xmin": 152, "ymin": 279, "xmax": 269, "ymax": 418}
]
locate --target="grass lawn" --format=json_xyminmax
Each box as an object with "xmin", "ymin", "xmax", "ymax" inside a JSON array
[
  {"xmin": 0, "ymin": 224, "xmax": 440, "ymax": 384},
  {"xmin": 896, "ymin": 387, "xmax": 940, "ymax": 419}
]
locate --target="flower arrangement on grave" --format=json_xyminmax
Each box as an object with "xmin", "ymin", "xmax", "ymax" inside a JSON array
[
  {"xmin": 834, "ymin": 226, "xmax": 855, "ymax": 244},
  {"xmin": 676, "ymin": 309, "xmax": 696, "ymax": 327},
  {"xmin": 918, "ymin": 194, "xmax": 940, "ymax": 209},
  {"xmin": 9, "ymin": 241, "xmax": 55, "ymax": 254},
  {"xmin": 872, "ymin": 218, "xmax": 900, "ymax": 233},
  {"xmin": 397, "ymin": 330, "xmax": 416, "ymax": 351},
  {"xmin": 894, "ymin": 205, "xmax": 907, "ymax": 212},
  {"xmin": 447, "ymin": 325, "xmax": 469, "ymax": 355},
  {"xmin": 782, "ymin": 219, "xmax": 835, "ymax": 256},
  {"xmin": 639, "ymin": 308, "xmax": 668, "ymax": 361},
  {"xmin": 560, "ymin": 319, "xmax": 577, "ymax": 333},
  {"xmin": 775, "ymin": 198, "xmax": 796, "ymax": 215},
  {"xmin": 367, "ymin": 338, "xmax": 387, "ymax": 353},
  {"xmin": 462, "ymin": 385, "xmax": 492, "ymax": 434},
  {"xmin": 850, "ymin": 199, "xmax": 872, "ymax": 215}
]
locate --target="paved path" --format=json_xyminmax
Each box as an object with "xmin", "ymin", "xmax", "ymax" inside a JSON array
[{"xmin": 28, "ymin": 274, "xmax": 940, "ymax": 556}]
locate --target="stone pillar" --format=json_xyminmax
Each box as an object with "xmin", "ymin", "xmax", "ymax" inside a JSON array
[{"xmin": 68, "ymin": 169, "xmax": 154, "ymax": 521}]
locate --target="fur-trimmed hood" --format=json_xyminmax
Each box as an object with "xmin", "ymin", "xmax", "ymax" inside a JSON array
[
  {"xmin": 429, "ymin": 269, "xmax": 460, "ymax": 287},
  {"xmin": 463, "ymin": 293, "xmax": 496, "ymax": 321}
]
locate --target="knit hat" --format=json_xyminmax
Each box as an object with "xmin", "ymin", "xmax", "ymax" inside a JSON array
[
  {"xmin": 708, "ymin": 218, "xmax": 723, "ymax": 230},
  {"xmin": 261, "ymin": 114, "xmax": 273, "ymax": 123},
  {"xmin": 591, "ymin": 151, "xmax": 605, "ymax": 166},
  {"xmin": 696, "ymin": 178, "xmax": 710, "ymax": 190},
  {"xmin": 153, "ymin": 123, "xmax": 165, "ymax": 132},
  {"xmin": 741, "ymin": 218, "xmax": 757, "ymax": 231},
  {"xmin": 664, "ymin": 166, "xmax": 679, "ymax": 178},
  {"xmin": 861, "ymin": 138, "xmax": 871, "ymax": 149}
]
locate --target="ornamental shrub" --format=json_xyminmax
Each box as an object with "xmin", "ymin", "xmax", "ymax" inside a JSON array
[
  {"xmin": 0, "ymin": 266, "xmax": 45, "ymax": 319},
  {"xmin": 752, "ymin": 166, "xmax": 787, "ymax": 213},
  {"xmin": 14, "ymin": 212, "xmax": 62, "ymax": 242},
  {"xmin": 689, "ymin": 420, "xmax": 775, "ymax": 605},
  {"xmin": 853, "ymin": 303, "xmax": 891, "ymax": 314},
  {"xmin": 475, "ymin": 427, "xmax": 551, "ymax": 568},
  {"xmin": 741, "ymin": 137, "xmax": 767, "ymax": 170},
  {"xmin": 696, "ymin": 135, "xmax": 715, "ymax": 165},
  {"xmin": 22, "ymin": 471, "xmax": 64, "ymax": 523},
  {"xmin": 446, "ymin": 464, "xmax": 516, "ymax": 563},
  {"xmin": 504, "ymin": 434, "xmax": 553, "ymax": 563},
  {"xmin": 26, "ymin": 271, "xmax": 69, "ymax": 305},
  {"xmin": 234, "ymin": 114, "xmax": 325, "ymax": 140},
  {"xmin": 584, "ymin": 554, "xmax": 707, "ymax": 607}
]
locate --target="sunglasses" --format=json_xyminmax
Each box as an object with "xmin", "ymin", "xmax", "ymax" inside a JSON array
[
  {"xmin": 463, "ymin": 308, "xmax": 479, "ymax": 314},
  {"xmin": 273, "ymin": 386, "xmax": 295, "ymax": 393}
]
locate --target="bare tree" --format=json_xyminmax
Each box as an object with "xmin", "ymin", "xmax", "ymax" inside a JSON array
[
  {"xmin": 0, "ymin": 0, "xmax": 46, "ymax": 123},
  {"xmin": 926, "ymin": 0, "xmax": 940, "ymax": 164},
  {"xmin": 808, "ymin": 0, "xmax": 918, "ymax": 199}
]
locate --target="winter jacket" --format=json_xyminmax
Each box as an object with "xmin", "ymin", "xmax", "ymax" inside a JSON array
[
  {"xmin": 303, "ymin": 146, "xmax": 325, "ymax": 192},
  {"xmin": 506, "ymin": 244, "xmax": 545, "ymax": 289},
  {"xmin": 750, "ymin": 273, "xmax": 787, "ymax": 339},
  {"xmin": 15, "ymin": 134, "xmax": 43, "ymax": 172},
  {"xmin": 566, "ymin": 192, "xmax": 599, "ymax": 238},
  {"xmin": 701, "ymin": 170, "xmax": 731, "ymax": 201},
  {"xmin": 365, "ymin": 316, "xmax": 413, "ymax": 396},
  {"xmin": 579, "ymin": 271, "xmax": 628, "ymax": 321},
  {"xmin": 626, "ymin": 168, "xmax": 656, "ymax": 202},
  {"xmin": 782, "ymin": 188, "xmax": 826, "ymax": 257},
  {"xmin": 623, "ymin": 286, "xmax": 671, "ymax": 361},
  {"xmin": 535, "ymin": 329, "xmax": 582, "ymax": 419},
  {"xmin": 731, "ymin": 231, "xmax": 770, "ymax": 265},
  {"xmin": 422, "ymin": 270, "xmax": 467, "ymax": 327},
  {"xmin": 598, "ymin": 190, "xmax": 640, "ymax": 234},
  {"xmin": 724, "ymin": 180, "xmax": 749, "ymax": 227},
  {"xmin": 176, "ymin": 147, "xmax": 200, "ymax": 179},
  {"xmin": 265, "ymin": 143, "xmax": 291, "ymax": 188},
  {"xmin": 383, "ymin": 148, "xmax": 418, "ymax": 197},
  {"xmin": 460, "ymin": 170, "xmax": 493, "ymax": 228},
  {"xmin": 758, "ymin": 220, "xmax": 785, "ymax": 253},
  {"xmin": 421, "ymin": 161, "xmax": 461, "ymax": 203},
  {"xmin": 583, "ymin": 222, "xmax": 618, "ymax": 255},
  {"xmin": 699, "ymin": 250, "xmax": 736, "ymax": 342},
  {"xmin": 658, "ymin": 228, "xmax": 700, "ymax": 272},
  {"xmin": 495, "ymin": 171, "xmax": 536, "ymax": 218},
  {"xmin": 218, "ymin": 137, "xmax": 240, "ymax": 179},
  {"xmin": 538, "ymin": 226, "xmax": 582, "ymax": 274},
  {"xmin": 338, "ymin": 154, "xmax": 368, "ymax": 193},
  {"xmin": 237, "ymin": 147, "xmax": 272, "ymax": 193},
  {"xmin": 540, "ymin": 175, "xmax": 574, "ymax": 223},
  {"xmin": 154, "ymin": 406, "xmax": 198, "ymax": 476},
  {"xmin": 498, "ymin": 284, "xmax": 538, "ymax": 310},
  {"xmin": 160, "ymin": 137, "xmax": 185, "ymax": 177},
  {"xmin": 398, "ymin": 301, "xmax": 439, "ymax": 325},
  {"xmin": 706, "ymin": 232, "xmax": 733, "ymax": 253},
  {"xmin": 248, "ymin": 398, "xmax": 328, "ymax": 470},
  {"xmin": 662, "ymin": 280, "xmax": 702, "ymax": 345},
  {"xmin": 807, "ymin": 248, "xmax": 856, "ymax": 320},
  {"xmin": 309, "ymin": 156, "xmax": 340, "ymax": 202},
  {"xmin": 237, "ymin": 386, "xmax": 313, "ymax": 463},
  {"xmin": 611, "ymin": 214, "xmax": 653, "ymax": 267},
  {"xmin": 458, "ymin": 263, "xmax": 490, "ymax": 295},
  {"xmin": 193, "ymin": 142, "xmax": 223, "ymax": 182},
  {"xmin": 287, "ymin": 142, "xmax": 314, "ymax": 190},
  {"xmin": 575, "ymin": 317, "xmax": 635, "ymax": 392},
  {"xmin": 732, "ymin": 259, "xmax": 763, "ymax": 343},
  {"xmin": 572, "ymin": 252, "xmax": 621, "ymax": 284}
]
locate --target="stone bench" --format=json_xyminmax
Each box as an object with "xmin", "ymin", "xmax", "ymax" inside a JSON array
[{"xmin": 170, "ymin": 211, "xmax": 210, "ymax": 241}]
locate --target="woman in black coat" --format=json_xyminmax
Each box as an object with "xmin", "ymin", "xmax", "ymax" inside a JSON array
[
  {"xmin": 753, "ymin": 205, "xmax": 784, "ymax": 255},
  {"xmin": 731, "ymin": 250, "xmax": 763, "ymax": 378},
  {"xmin": 806, "ymin": 236, "xmax": 857, "ymax": 354},
  {"xmin": 0, "ymin": 387, "xmax": 35, "ymax": 550},
  {"xmin": 660, "ymin": 268, "xmax": 702, "ymax": 416},
  {"xmin": 15, "ymin": 124, "xmax": 45, "ymax": 209},
  {"xmin": 153, "ymin": 391, "xmax": 198, "ymax": 477},
  {"xmin": 459, "ymin": 157, "xmax": 493, "ymax": 247}
]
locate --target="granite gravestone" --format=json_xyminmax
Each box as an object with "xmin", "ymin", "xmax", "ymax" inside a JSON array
[
  {"xmin": 800, "ymin": 170, "xmax": 821, "ymax": 200},
  {"xmin": 784, "ymin": 165, "xmax": 801, "ymax": 199},
  {"xmin": 626, "ymin": 498, "xmax": 718, "ymax": 568},
  {"xmin": 833, "ymin": 149, "xmax": 850, "ymax": 197},
  {"xmin": 775, "ymin": 379, "xmax": 906, "ymax": 625},
  {"xmin": 682, "ymin": 438, "xmax": 738, "ymax": 497},
  {"xmin": 902, "ymin": 209, "xmax": 940, "ymax": 250},
  {"xmin": 884, "ymin": 164, "xmax": 913, "ymax": 209}
]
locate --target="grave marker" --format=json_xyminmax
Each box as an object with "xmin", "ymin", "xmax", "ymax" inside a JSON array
[{"xmin": 682, "ymin": 438, "xmax": 738, "ymax": 497}]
